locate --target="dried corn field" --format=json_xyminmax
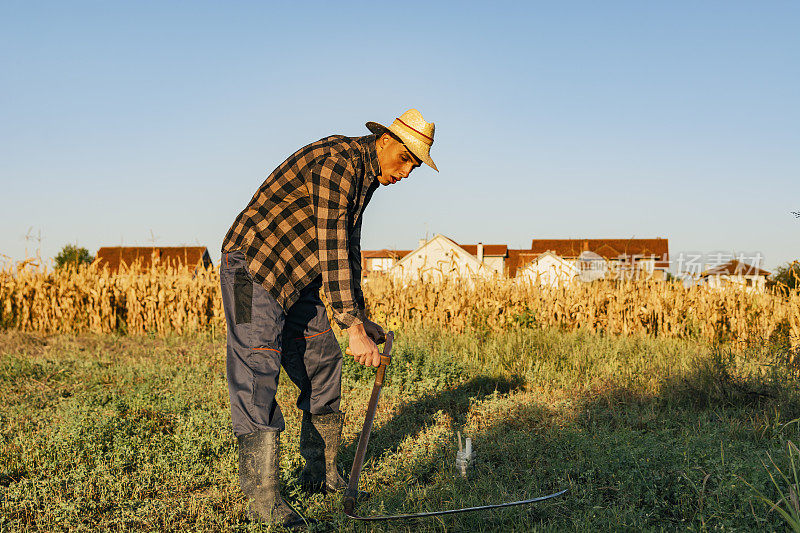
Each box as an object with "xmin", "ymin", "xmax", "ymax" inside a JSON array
[
  {"xmin": 1, "ymin": 261, "xmax": 798, "ymax": 346},
  {"xmin": 0, "ymin": 261, "xmax": 224, "ymax": 336},
  {"xmin": 366, "ymin": 277, "xmax": 800, "ymax": 346}
]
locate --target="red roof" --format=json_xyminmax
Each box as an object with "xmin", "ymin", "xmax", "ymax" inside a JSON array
[
  {"xmin": 529, "ymin": 238, "xmax": 669, "ymax": 260},
  {"xmin": 96, "ymin": 246, "xmax": 212, "ymax": 273},
  {"xmin": 506, "ymin": 250, "xmax": 543, "ymax": 277},
  {"xmin": 361, "ymin": 249, "xmax": 412, "ymax": 259},
  {"xmin": 699, "ymin": 259, "xmax": 771, "ymax": 278},
  {"xmin": 507, "ymin": 239, "xmax": 669, "ymax": 278},
  {"xmin": 458, "ymin": 244, "xmax": 508, "ymax": 256}
]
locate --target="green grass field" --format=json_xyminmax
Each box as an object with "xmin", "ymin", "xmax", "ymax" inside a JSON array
[{"xmin": 2, "ymin": 327, "xmax": 799, "ymax": 532}]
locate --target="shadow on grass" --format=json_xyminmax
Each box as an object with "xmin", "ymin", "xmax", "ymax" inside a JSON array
[
  {"xmin": 331, "ymin": 397, "xmax": 562, "ymax": 532},
  {"xmin": 339, "ymin": 374, "xmax": 525, "ymax": 467},
  {"xmin": 329, "ymin": 352, "xmax": 800, "ymax": 531}
]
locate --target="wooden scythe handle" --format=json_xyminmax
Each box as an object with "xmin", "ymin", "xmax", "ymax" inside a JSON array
[{"xmin": 343, "ymin": 331, "xmax": 394, "ymax": 515}]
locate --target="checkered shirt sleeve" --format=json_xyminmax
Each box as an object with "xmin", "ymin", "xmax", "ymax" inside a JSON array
[{"xmin": 307, "ymin": 156, "xmax": 364, "ymax": 329}]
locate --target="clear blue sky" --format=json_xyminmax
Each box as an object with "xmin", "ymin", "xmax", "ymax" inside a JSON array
[{"xmin": 2, "ymin": 1, "xmax": 798, "ymax": 272}]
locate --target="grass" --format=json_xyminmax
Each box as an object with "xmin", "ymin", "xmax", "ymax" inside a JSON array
[{"xmin": 1, "ymin": 326, "xmax": 799, "ymax": 531}]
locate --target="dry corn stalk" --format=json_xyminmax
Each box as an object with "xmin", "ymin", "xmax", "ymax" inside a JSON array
[
  {"xmin": 1, "ymin": 259, "xmax": 798, "ymax": 345},
  {"xmin": 361, "ymin": 276, "xmax": 799, "ymax": 345},
  {"xmin": 0, "ymin": 259, "xmax": 223, "ymax": 335}
]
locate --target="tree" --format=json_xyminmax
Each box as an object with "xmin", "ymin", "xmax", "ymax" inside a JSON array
[
  {"xmin": 770, "ymin": 261, "xmax": 800, "ymax": 291},
  {"xmin": 54, "ymin": 244, "xmax": 94, "ymax": 270}
]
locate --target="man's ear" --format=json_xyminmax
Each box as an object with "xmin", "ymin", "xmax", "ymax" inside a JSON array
[{"xmin": 378, "ymin": 133, "xmax": 393, "ymax": 147}]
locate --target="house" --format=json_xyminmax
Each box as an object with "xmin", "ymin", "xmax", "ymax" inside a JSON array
[
  {"xmin": 363, "ymin": 236, "xmax": 670, "ymax": 282},
  {"xmin": 516, "ymin": 251, "xmax": 580, "ymax": 287},
  {"xmin": 361, "ymin": 248, "xmax": 412, "ymax": 279},
  {"xmin": 458, "ymin": 243, "xmax": 508, "ymax": 276},
  {"xmin": 509, "ymin": 238, "xmax": 669, "ymax": 280},
  {"xmin": 698, "ymin": 259, "xmax": 771, "ymax": 292},
  {"xmin": 387, "ymin": 235, "xmax": 496, "ymax": 282},
  {"xmin": 577, "ymin": 251, "xmax": 608, "ymax": 282},
  {"xmin": 362, "ymin": 238, "xmax": 508, "ymax": 279},
  {"xmin": 95, "ymin": 246, "xmax": 212, "ymax": 273}
]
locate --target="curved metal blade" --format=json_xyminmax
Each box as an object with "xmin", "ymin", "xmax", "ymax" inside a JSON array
[{"xmin": 344, "ymin": 488, "xmax": 567, "ymax": 521}]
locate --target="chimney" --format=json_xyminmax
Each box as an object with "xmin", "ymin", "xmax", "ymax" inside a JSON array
[
  {"xmin": 418, "ymin": 238, "xmax": 427, "ymax": 249},
  {"xmin": 477, "ymin": 242, "xmax": 484, "ymax": 264}
]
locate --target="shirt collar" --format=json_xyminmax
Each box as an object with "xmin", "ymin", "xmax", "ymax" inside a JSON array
[{"xmin": 360, "ymin": 134, "xmax": 381, "ymax": 181}]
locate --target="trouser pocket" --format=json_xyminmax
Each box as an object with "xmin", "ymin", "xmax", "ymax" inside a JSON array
[
  {"xmin": 234, "ymin": 268, "xmax": 253, "ymax": 325},
  {"xmin": 245, "ymin": 273, "xmax": 285, "ymax": 410},
  {"xmin": 249, "ymin": 350, "xmax": 280, "ymax": 407}
]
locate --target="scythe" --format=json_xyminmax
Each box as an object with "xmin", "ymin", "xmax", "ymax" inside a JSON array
[{"xmin": 342, "ymin": 331, "xmax": 567, "ymax": 521}]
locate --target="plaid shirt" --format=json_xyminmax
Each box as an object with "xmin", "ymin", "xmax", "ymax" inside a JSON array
[{"xmin": 222, "ymin": 134, "xmax": 381, "ymax": 329}]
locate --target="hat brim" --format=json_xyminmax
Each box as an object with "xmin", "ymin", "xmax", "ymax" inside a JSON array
[
  {"xmin": 365, "ymin": 121, "xmax": 438, "ymax": 172},
  {"xmin": 366, "ymin": 121, "xmax": 389, "ymax": 137}
]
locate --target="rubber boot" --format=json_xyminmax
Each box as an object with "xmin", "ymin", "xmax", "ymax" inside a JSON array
[
  {"xmin": 237, "ymin": 429, "xmax": 310, "ymax": 529},
  {"xmin": 299, "ymin": 411, "xmax": 350, "ymax": 493}
]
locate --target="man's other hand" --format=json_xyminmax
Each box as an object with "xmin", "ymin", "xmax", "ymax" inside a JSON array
[
  {"xmin": 362, "ymin": 319, "xmax": 386, "ymax": 344},
  {"xmin": 346, "ymin": 323, "xmax": 381, "ymax": 367}
]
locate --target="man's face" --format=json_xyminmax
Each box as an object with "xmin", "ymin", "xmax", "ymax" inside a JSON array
[{"xmin": 376, "ymin": 134, "xmax": 421, "ymax": 186}]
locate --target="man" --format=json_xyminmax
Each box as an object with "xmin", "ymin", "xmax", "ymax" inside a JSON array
[{"xmin": 219, "ymin": 109, "xmax": 438, "ymax": 528}]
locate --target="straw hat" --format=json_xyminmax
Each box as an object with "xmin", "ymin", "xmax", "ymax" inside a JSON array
[{"xmin": 366, "ymin": 108, "xmax": 438, "ymax": 172}]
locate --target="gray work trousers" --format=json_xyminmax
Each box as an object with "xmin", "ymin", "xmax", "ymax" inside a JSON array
[{"xmin": 220, "ymin": 250, "xmax": 343, "ymax": 437}]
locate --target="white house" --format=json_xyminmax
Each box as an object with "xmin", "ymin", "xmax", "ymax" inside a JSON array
[
  {"xmin": 458, "ymin": 243, "xmax": 508, "ymax": 276},
  {"xmin": 361, "ymin": 248, "xmax": 412, "ymax": 279},
  {"xmin": 516, "ymin": 251, "xmax": 580, "ymax": 287},
  {"xmin": 365, "ymin": 236, "xmax": 670, "ymax": 282},
  {"xmin": 577, "ymin": 250, "xmax": 608, "ymax": 282},
  {"xmin": 524, "ymin": 238, "xmax": 670, "ymax": 281},
  {"xmin": 698, "ymin": 259, "xmax": 771, "ymax": 292},
  {"xmin": 388, "ymin": 234, "xmax": 493, "ymax": 282}
]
